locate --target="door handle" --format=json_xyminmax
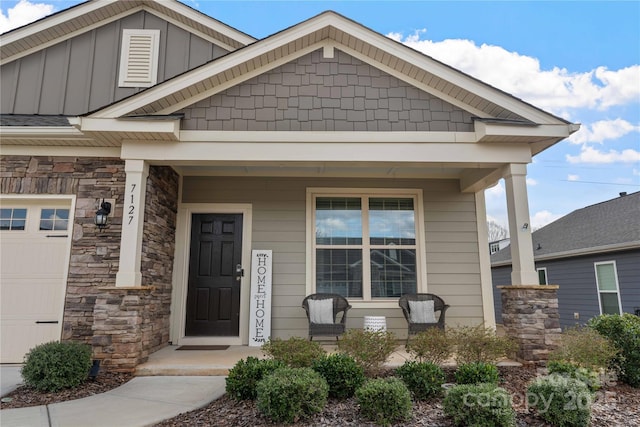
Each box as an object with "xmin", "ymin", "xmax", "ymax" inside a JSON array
[{"xmin": 235, "ymin": 264, "xmax": 244, "ymax": 281}]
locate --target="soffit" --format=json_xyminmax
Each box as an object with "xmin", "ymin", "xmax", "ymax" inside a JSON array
[{"xmin": 1, "ymin": 0, "xmax": 255, "ymax": 63}]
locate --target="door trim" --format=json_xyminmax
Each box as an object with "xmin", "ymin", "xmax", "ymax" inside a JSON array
[{"xmin": 171, "ymin": 203, "xmax": 253, "ymax": 346}]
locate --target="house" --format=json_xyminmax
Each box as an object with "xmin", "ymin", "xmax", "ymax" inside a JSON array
[
  {"xmin": 490, "ymin": 238, "xmax": 511, "ymax": 255},
  {"xmin": 0, "ymin": 0, "xmax": 578, "ymax": 369},
  {"xmin": 492, "ymin": 192, "xmax": 640, "ymax": 328}
]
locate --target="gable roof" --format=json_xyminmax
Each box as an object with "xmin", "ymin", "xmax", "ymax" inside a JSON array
[
  {"xmin": 492, "ymin": 191, "xmax": 640, "ymax": 265},
  {"xmin": 87, "ymin": 11, "xmax": 571, "ymax": 134},
  {"xmin": 0, "ymin": 0, "xmax": 256, "ymax": 65}
]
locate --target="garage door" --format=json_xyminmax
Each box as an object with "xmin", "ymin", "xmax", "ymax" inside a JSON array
[{"xmin": 1, "ymin": 198, "xmax": 73, "ymax": 363}]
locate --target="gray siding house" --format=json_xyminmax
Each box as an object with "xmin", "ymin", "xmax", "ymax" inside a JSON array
[
  {"xmin": 1, "ymin": 0, "xmax": 578, "ymax": 369},
  {"xmin": 492, "ymin": 192, "xmax": 640, "ymax": 328}
]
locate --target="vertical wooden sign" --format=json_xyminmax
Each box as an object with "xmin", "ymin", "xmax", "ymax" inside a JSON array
[{"xmin": 249, "ymin": 250, "xmax": 272, "ymax": 346}]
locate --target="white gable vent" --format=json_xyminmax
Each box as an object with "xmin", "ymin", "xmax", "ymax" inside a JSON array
[{"xmin": 118, "ymin": 29, "xmax": 160, "ymax": 88}]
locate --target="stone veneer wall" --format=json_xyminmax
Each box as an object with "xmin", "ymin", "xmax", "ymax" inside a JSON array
[
  {"xmin": 91, "ymin": 166, "xmax": 179, "ymax": 371},
  {"xmin": 0, "ymin": 156, "xmax": 125, "ymax": 343},
  {"xmin": 499, "ymin": 285, "xmax": 562, "ymax": 364}
]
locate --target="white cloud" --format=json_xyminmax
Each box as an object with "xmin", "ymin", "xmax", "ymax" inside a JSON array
[
  {"xmin": 526, "ymin": 178, "xmax": 537, "ymax": 186},
  {"xmin": 389, "ymin": 31, "xmax": 640, "ymax": 114},
  {"xmin": 0, "ymin": 0, "xmax": 54, "ymax": 34},
  {"xmin": 485, "ymin": 181, "xmax": 505, "ymax": 200},
  {"xmin": 633, "ymin": 169, "xmax": 640, "ymax": 176},
  {"xmin": 567, "ymin": 174, "xmax": 580, "ymax": 181},
  {"xmin": 569, "ymin": 119, "xmax": 640, "ymax": 145},
  {"xmin": 531, "ymin": 210, "xmax": 562, "ymax": 229},
  {"xmin": 566, "ymin": 145, "xmax": 640, "ymax": 164}
]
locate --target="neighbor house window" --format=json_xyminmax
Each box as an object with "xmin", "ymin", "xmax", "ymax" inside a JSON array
[
  {"xmin": 0, "ymin": 208, "xmax": 27, "ymax": 230},
  {"xmin": 537, "ymin": 267, "xmax": 548, "ymax": 285},
  {"xmin": 310, "ymin": 189, "xmax": 424, "ymax": 301},
  {"xmin": 594, "ymin": 261, "xmax": 622, "ymax": 315},
  {"xmin": 39, "ymin": 208, "xmax": 70, "ymax": 231}
]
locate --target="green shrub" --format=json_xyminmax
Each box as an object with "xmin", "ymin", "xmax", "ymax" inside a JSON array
[
  {"xmin": 355, "ymin": 378, "xmax": 412, "ymax": 426},
  {"xmin": 337, "ymin": 329, "xmax": 398, "ymax": 376},
  {"xmin": 451, "ymin": 325, "xmax": 517, "ymax": 364},
  {"xmin": 589, "ymin": 313, "xmax": 640, "ymax": 387},
  {"xmin": 256, "ymin": 367, "xmax": 328, "ymax": 424},
  {"xmin": 547, "ymin": 360, "xmax": 601, "ymax": 392},
  {"xmin": 405, "ymin": 328, "xmax": 454, "ymax": 364},
  {"xmin": 261, "ymin": 337, "xmax": 326, "ymax": 368},
  {"xmin": 527, "ymin": 374, "xmax": 592, "ymax": 427},
  {"xmin": 21, "ymin": 341, "xmax": 92, "ymax": 392},
  {"xmin": 311, "ymin": 353, "xmax": 365, "ymax": 399},
  {"xmin": 455, "ymin": 362, "xmax": 499, "ymax": 385},
  {"xmin": 396, "ymin": 361, "xmax": 446, "ymax": 400},
  {"xmin": 443, "ymin": 383, "xmax": 515, "ymax": 427},
  {"xmin": 225, "ymin": 357, "xmax": 285, "ymax": 400},
  {"xmin": 549, "ymin": 326, "xmax": 617, "ymax": 371}
]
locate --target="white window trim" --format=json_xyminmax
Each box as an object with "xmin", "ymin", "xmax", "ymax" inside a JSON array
[
  {"xmin": 594, "ymin": 261, "xmax": 623, "ymax": 315},
  {"xmin": 536, "ymin": 267, "xmax": 548, "ymax": 285},
  {"xmin": 118, "ymin": 29, "xmax": 160, "ymax": 88},
  {"xmin": 305, "ymin": 187, "xmax": 427, "ymax": 309}
]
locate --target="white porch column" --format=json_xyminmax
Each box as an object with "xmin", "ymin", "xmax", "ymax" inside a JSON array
[
  {"xmin": 116, "ymin": 159, "xmax": 149, "ymax": 287},
  {"xmin": 503, "ymin": 163, "xmax": 538, "ymax": 285}
]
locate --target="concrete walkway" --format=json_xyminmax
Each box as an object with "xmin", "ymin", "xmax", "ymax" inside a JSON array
[{"xmin": 0, "ymin": 375, "xmax": 226, "ymax": 427}]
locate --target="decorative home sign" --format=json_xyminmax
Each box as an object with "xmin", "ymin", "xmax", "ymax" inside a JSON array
[{"xmin": 249, "ymin": 250, "xmax": 273, "ymax": 346}]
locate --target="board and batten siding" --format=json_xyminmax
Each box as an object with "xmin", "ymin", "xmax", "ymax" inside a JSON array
[
  {"xmin": 492, "ymin": 249, "xmax": 640, "ymax": 328},
  {"xmin": 1, "ymin": 11, "xmax": 229, "ymax": 116},
  {"xmin": 182, "ymin": 176, "xmax": 484, "ymax": 340}
]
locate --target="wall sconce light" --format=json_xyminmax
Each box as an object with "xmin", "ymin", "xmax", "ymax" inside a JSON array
[
  {"xmin": 94, "ymin": 200, "xmax": 112, "ymax": 231},
  {"xmin": 521, "ymin": 223, "xmax": 529, "ymax": 231}
]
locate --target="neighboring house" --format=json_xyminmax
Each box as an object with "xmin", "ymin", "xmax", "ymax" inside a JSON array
[
  {"xmin": 0, "ymin": 0, "xmax": 578, "ymax": 368},
  {"xmin": 492, "ymin": 192, "xmax": 640, "ymax": 328},
  {"xmin": 490, "ymin": 238, "xmax": 510, "ymax": 255}
]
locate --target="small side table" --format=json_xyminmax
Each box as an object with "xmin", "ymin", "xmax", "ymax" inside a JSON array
[{"xmin": 363, "ymin": 316, "xmax": 387, "ymax": 332}]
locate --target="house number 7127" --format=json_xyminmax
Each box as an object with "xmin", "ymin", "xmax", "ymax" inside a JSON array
[{"xmin": 128, "ymin": 183, "xmax": 136, "ymax": 225}]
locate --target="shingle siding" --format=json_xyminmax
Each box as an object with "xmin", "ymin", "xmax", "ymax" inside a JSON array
[{"xmin": 178, "ymin": 50, "xmax": 475, "ymax": 132}]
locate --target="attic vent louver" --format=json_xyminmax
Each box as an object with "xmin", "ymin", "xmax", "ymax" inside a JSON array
[{"xmin": 118, "ymin": 29, "xmax": 160, "ymax": 88}]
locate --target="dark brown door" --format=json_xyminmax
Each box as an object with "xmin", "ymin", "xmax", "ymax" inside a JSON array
[{"xmin": 185, "ymin": 213, "xmax": 243, "ymax": 336}]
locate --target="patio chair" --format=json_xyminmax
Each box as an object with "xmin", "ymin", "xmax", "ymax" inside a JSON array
[
  {"xmin": 398, "ymin": 293, "xmax": 449, "ymax": 343},
  {"xmin": 302, "ymin": 293, "xmax": 352, "ymax": 341}
]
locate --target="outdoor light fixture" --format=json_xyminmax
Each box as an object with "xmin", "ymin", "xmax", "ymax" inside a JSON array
[
  {"xmin": 521, "ymin": 223, "xmax": 529, "ymax": 231},
  {"xmin": 94, "ymin": 200, "xmax": 112, "ymax": 231}
]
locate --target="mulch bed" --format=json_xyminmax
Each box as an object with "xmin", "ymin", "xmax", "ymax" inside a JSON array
[
  {"xmin": 0, "ymin": 371, "xmax": 133, "ymax": 409},
  {"xmin": 2, "ymin": 367, "xmax": 638, "ymax": 426}
]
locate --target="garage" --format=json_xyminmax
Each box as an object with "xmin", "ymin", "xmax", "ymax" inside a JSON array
[{"xmin": 0, "ymin": 197, "xmax": 74, "ymax": 363}]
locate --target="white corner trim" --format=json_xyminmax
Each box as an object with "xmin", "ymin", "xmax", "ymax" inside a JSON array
[
  {"xmin": 75, "ymin": 117, "xmax": 180, "ymax": 137},
  {"xmin": 475, "ymin": 190, "xmax": 496, "ymax": 328}
]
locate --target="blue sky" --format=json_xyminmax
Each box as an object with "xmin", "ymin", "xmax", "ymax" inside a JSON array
[{"xmin": 2, "ymin": 0, "xmax": 639, "ymax": 231}]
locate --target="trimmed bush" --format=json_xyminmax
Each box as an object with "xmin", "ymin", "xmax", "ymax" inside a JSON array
[
  {"xmin": 337, "ymin": 329, "xmax": 398, "ymax": 376},
  {"xmin": 21, "ymin": 341, "xmax": 92, "ymax": 392},
  {"xmin": 451, "ymin": 325, "xmax": 517, "ymax": 364},
  {"xmin": 225, "ymin": 357, "xmax": 285, "ymax": 400},
  {"xmin": 311, "ymin": 353, "xmax": 365, "ymax": 398},
  {"xmin": 396, "ymin": 361, "xmax": 446, "ymax": 400},
  {"xmin": 589, "ymin": 313, "xmax": 640, "ymax": 387},
  {"xmin": 356, "ymin": 378, "xmax": 413, "ymax": 426},
  {"xmin": 443, "ymin": 383, "xmax": 516, "ymax": 427},
  {"xmin": 256, "ymin": 367, "xmax": 328, "ymax": 424},
  {"xmin": 405, "ymin": 328, "xmax": 454, "ymax": 364},
  {"xmin": 549, "ymin": 326, "xmax": 617, "ymax": 371},
  {"xmin": 547, "ymin": 360, "xmax": 601, "ymax": 392},
  {"xmin": 261, "ymin": 337, "xmax": 326, "ymax": 368},
  {"xmin": 455, "ymin": 362, "xmax": 499, "ymax": 385},
  {"xmin": 527, "ymin": 374, "xmax": 592, "ymax": 427}
]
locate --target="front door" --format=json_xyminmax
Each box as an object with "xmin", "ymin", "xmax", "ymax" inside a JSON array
[{"xmin": 185, "ymin": 213, "xmax": 243, "ymax": 336}]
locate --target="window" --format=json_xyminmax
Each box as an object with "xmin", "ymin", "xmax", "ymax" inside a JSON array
[
  {"xmin": 310, "ymin": 189, "xmax": 424, "ymax": 301},
  {"xmin": 537, "ymin": 267, "xmax": 548, "ymax": 285},
  {"xmin": 118, "ymin": 29, "xmax": 160, "ymax": 87},
  {"xmin": 594, "ymin": 262, "xmax": 622, "ymax": 315},
  {"xmin": 40, "ymin": 208, "xmax": 70, "ymax": 231},
  {"xmin": 0, "ymin": 208, "xmax": 27, "ymax": 230},
  {"xmin": 489, "ymin": 242, "xmax": 500, "ymax": 254}
]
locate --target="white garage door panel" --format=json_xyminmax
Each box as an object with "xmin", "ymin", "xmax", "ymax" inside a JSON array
[{"xmin": 0, "ymin": 198, "xmax": 73, "ymax": 363}]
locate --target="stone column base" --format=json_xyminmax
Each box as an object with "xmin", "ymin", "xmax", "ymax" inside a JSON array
[
  {"xmin": 91, "ymin": 286, "xmax": 160, "ymax": 372},
  {"xmin": 498, "ymin": 285, "xmax": 561, "ymax": 364}
]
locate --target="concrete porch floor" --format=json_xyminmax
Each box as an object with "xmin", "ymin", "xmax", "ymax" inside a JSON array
[{"xmin": 135, "ymin": 343, "xmax": 416, "ymax": 376}]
